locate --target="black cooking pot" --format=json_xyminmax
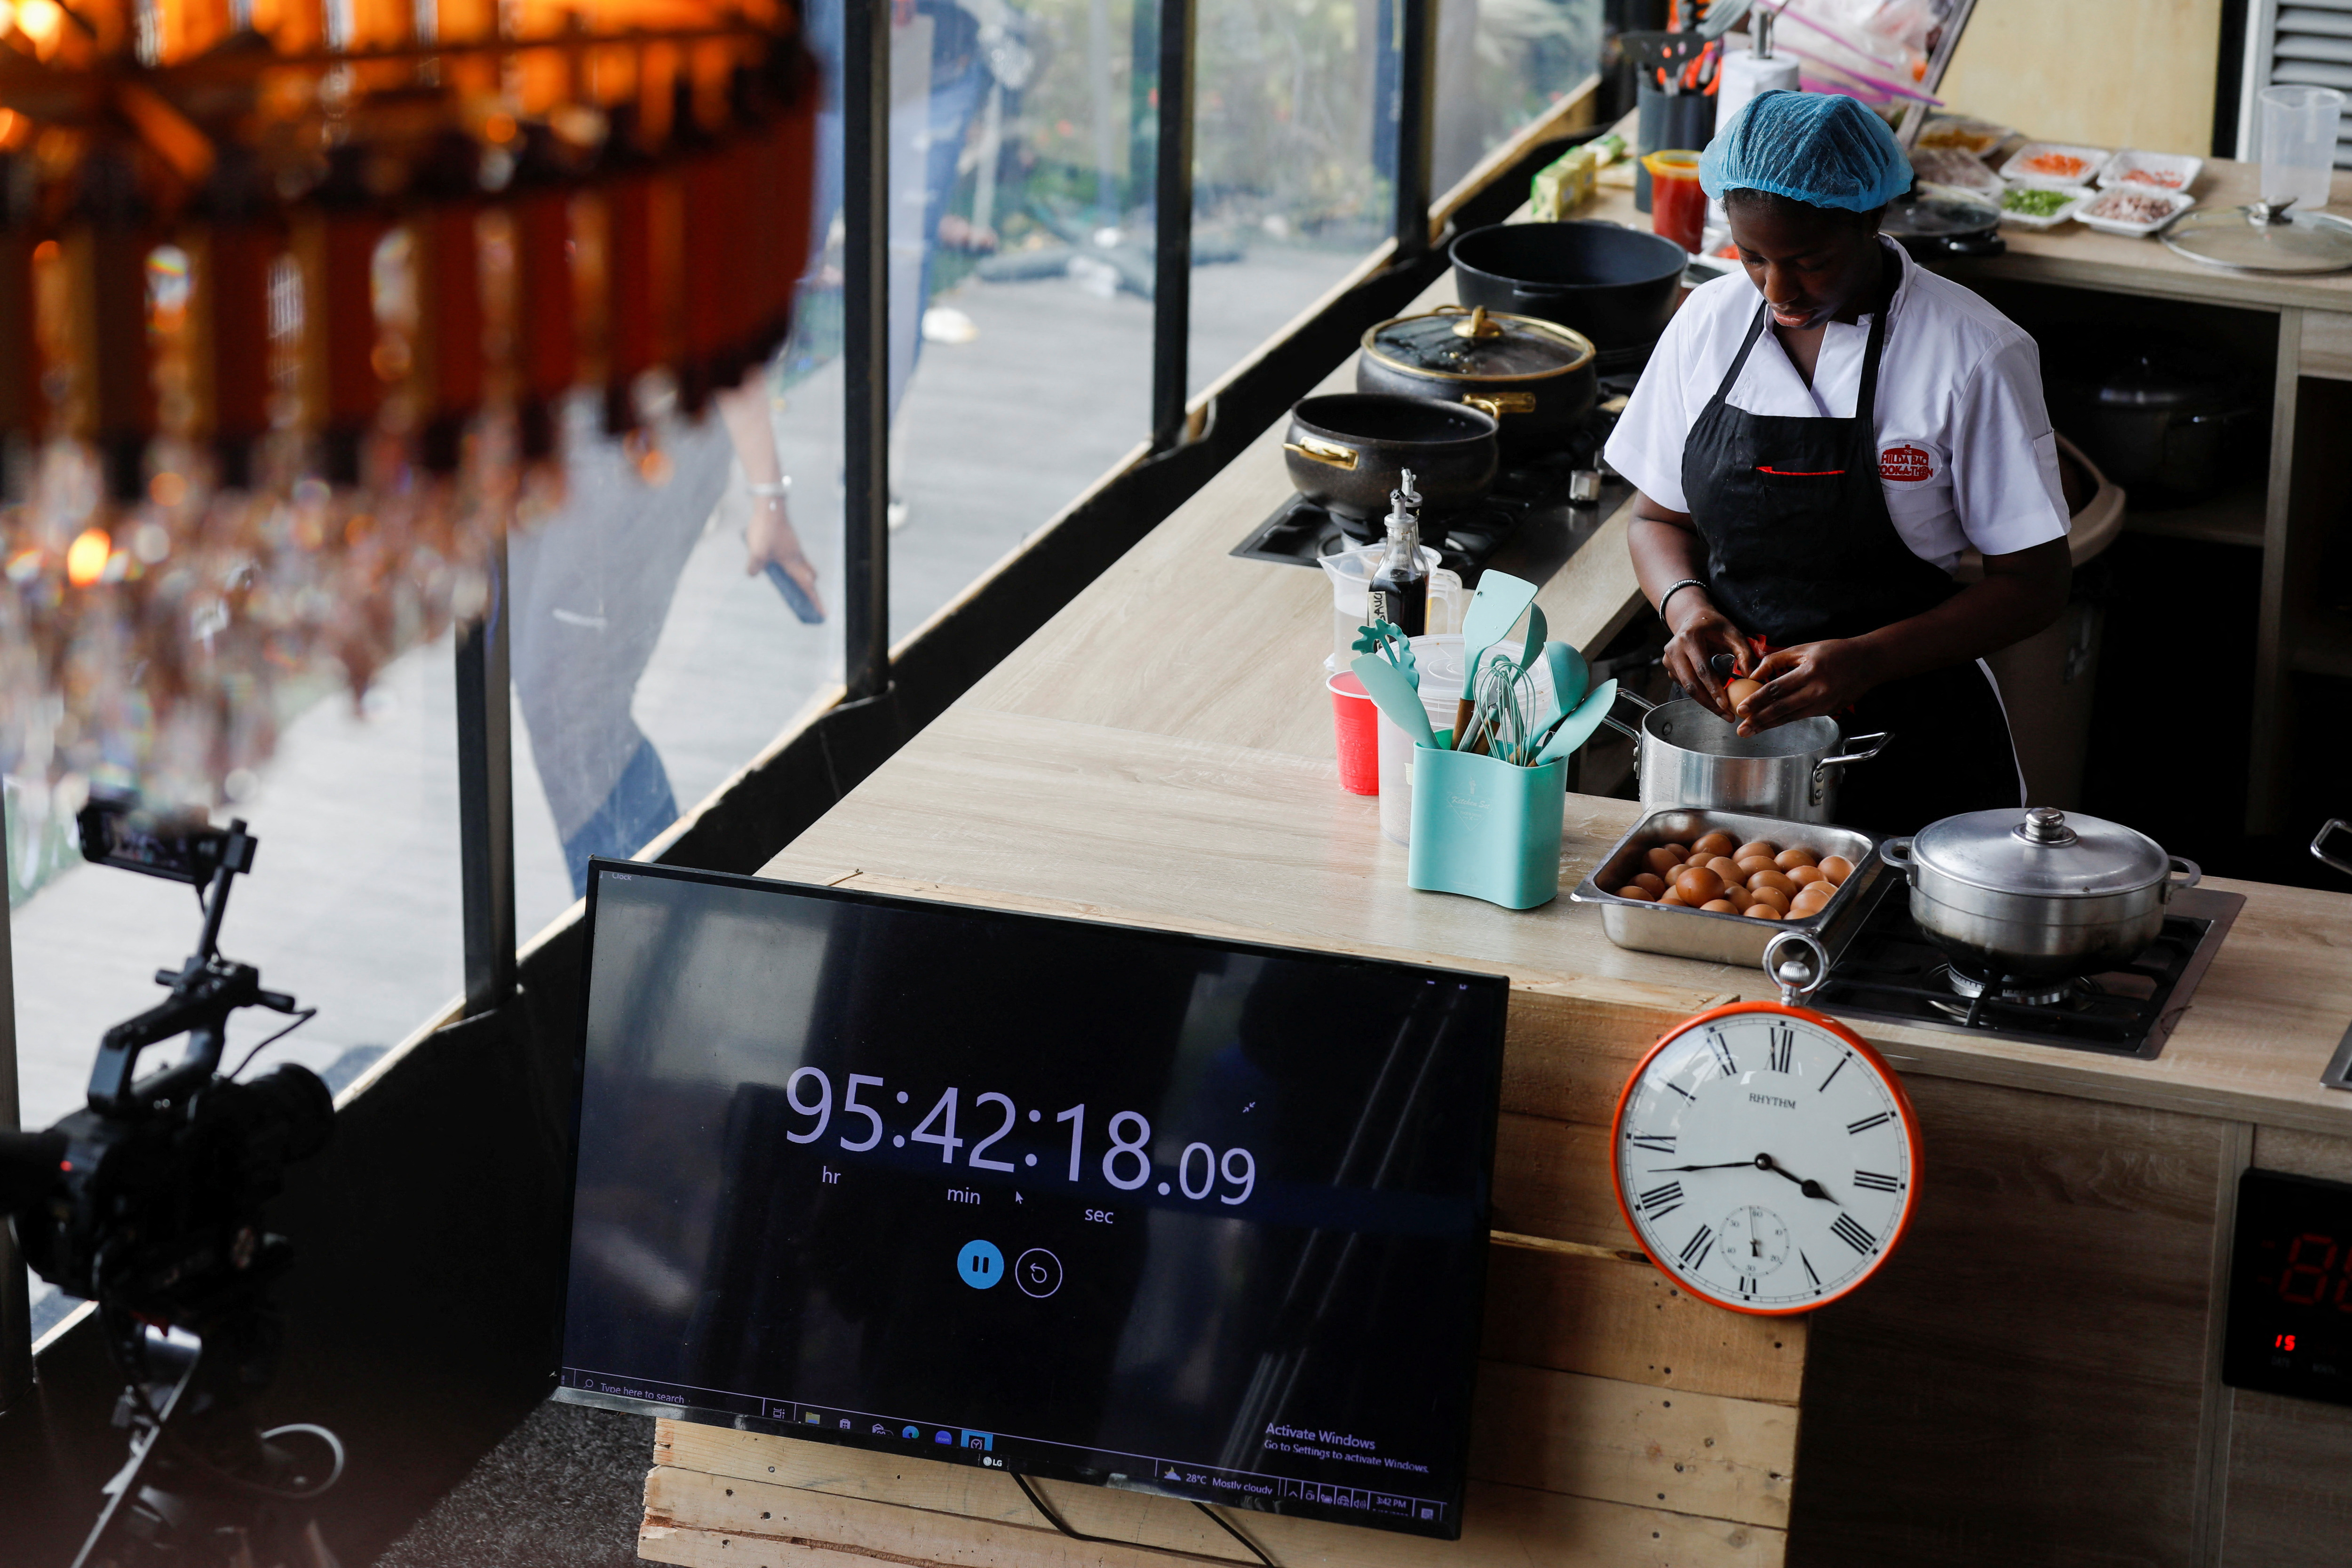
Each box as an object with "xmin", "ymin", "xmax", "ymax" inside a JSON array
[
  {"xmin": 1450, "ymin": 222, "xmax": 1686, "ymax": 352},
  {"xmin": 1356, "ymin": 306, "xmax": 1597, "ymax": 460},
  {"xmin": 2045, "ymin": 344, "xmax": 2265, "ymax": 508},
  {"xmin": 1282, "ymin": 394, "xmax": 1499, "ymax": 522},
  {"xmin": 1881, "ymin": 184, "xmax": 2007, "ymax": 262}
]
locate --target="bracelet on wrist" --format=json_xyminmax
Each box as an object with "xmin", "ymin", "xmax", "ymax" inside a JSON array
[
  {"xmin": 747, "ymin": 478, "xmax": 791, "ymax": 498},
  {"xmin": 1658, "ymin": 578, "xmax": 1706, "ymax": 624}
]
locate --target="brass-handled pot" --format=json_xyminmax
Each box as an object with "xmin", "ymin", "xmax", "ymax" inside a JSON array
[
  {"xmin": 1281, "ymin": 393, "xmax": 1499, "ymax": 521},
  {"xmin": 1356, "ymin": 305, "xmax": 1597, "ymax": 460},
  {"xmin": 1880, "ymin": 806, "xmax": 2201, "ymax": 979}
]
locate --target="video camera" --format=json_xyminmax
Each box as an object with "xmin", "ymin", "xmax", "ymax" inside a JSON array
[{"xmin": 0, "ymin": 799, "xmax": 339, "ymax": 1568}]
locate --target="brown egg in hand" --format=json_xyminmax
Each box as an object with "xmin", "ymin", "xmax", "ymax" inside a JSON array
[
  {"xmin": 1820, "ymin": 855, "xmax": 1855, "ymax": 885},
  {"xmin": 1675, "ymin": 866, "xmax": 1726, "ymax": 904},
  {"xmin": 1727, "ymin": 677, "xmax": 1764, "ymax": 711}
]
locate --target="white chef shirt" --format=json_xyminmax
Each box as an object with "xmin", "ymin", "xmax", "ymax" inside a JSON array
[{"xmin": 1602, "ymin": 238, "xmax": 2070, "ymax": 572}]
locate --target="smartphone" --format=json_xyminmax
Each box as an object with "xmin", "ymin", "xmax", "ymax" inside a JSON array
[{"xmin": 764, "ymin": 560, "xmax": 826, "ymax": 625}]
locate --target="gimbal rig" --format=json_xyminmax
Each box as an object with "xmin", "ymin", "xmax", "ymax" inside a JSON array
[{"xmin": 2, "ymin": 802, "xmax": 338, "ymax": 1568}]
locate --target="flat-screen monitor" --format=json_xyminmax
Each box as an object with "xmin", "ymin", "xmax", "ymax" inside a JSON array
[{"xmin": 554, "ymin": 862, "xmax": 1508, "ymax": 1540}]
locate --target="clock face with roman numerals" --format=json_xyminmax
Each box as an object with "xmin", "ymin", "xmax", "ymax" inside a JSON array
[{"xmin": 1611, "ymin": 1000, "xmax": 1921, "ymax": 1315}]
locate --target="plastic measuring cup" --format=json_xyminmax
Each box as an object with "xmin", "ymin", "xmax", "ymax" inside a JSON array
[
  {"xmin": 1316, "ymin": 543, "xmax": 1465, "ymax": 671},
  {"xmin": 1642, "ymin": 149, "xmax": 1707, "ymax": 254},
  {"xmin": 1328, "ymin": 669, "xmax": 1380, "ymax": 795},
  {"xmin": 2262, "ymin": 85, "xmax": 2345, "ymax": 212}
]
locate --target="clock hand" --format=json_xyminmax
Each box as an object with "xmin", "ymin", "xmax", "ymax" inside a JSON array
[
  {"xmin": 1644, "ymin": 1161, "xmax": 1765, "ymax": 1173},
  {"xmin": 1754, "ymin": 1153, "xmax": 1841, "ymax": 1205}
]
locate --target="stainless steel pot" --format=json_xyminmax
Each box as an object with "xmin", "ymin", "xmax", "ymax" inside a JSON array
[
  {"xmin": 1604, "ymin": 691, "xmax": 1889, "ymax": 824},
  {"xmin": 1881, "ymin": 806, "xmax": 2202, "ymax": 979}
]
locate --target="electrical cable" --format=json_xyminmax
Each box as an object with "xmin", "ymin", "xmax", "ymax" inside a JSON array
[
  {"xmin": 1008, "ymin": 1472, "xmax": 1279, "ymax": 1568},
  {"xmin": 226, "ymin": 1007, "xmax": 318, "ymax": 1080}
]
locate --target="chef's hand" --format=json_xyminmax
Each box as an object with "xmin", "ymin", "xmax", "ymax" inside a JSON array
[
  {"xmin": 1736, "ymin": 639, "xmax": 1880, "ymax": 735},
  {"xmin": 1661, "ymin": 593, "xmax": 1754, "ymax": 721}
]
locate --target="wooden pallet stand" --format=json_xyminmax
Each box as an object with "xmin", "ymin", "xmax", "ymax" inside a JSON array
[{"xmin": 641, "ymin": 978, "xmax": 1806, "ymax": 1567}]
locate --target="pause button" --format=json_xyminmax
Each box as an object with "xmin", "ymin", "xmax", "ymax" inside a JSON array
[{"xmin": 957, "ymin": 1240, "xmax": 1004, "ymax": 1289}]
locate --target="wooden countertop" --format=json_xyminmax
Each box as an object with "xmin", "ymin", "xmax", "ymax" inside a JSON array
[{"xmin": 763, "ymin": 211, "xmax": 2352, "ymax": 1142}]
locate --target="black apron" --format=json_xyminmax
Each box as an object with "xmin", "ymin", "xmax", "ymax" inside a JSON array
[{"xmin": 1678, "ymin": 298, "xmax": 2022, "ymax": 836}]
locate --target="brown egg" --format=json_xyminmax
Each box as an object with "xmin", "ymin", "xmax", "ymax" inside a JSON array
[
  {"xmin": 1734, "ymin": 855, "xmax": 1777, "ymax": 882},
  {"xmin": 1775, "ymin": 846, "xmax": 1820, "ymax": 871},
  {"xmin": 1616, "ymin": 884, "xmax": 1657, "ymax": 902},
  {"xmin": 1662, "ymin": 843, "xmax": 1692, "ymax": 861},
  {"xmin": 1726, "ymin": 677, "xmax": 1764, "ymax": 711},
  {"xmin": 1820, "ymin": 855, "xmax": 1855, "ymax": 884},
  {"xmin": 1735, "ymin": 840, "xmax": 1780, "ymax": 863},
  {"xmin": 1685, "ymin": 854, "xmax": 1716, "ymax": 872},
  {"xmin": 1705, "ymin": 855, "xmax": 1745, "ymax": 884},
  {"xmin": 1745, "ymin": 904, "xmax": 1784, "ymax": 920},
  {"xmin": 1719, "ymin": 882, "xmax": 1755, "ymax": 908},
  {"xmin": 1631, "ymin": 872, "xmax": 1668, "ymax": 896},
  {"xmin": 1788, "ymin": 864, "xmax": 1827, "ymax": 887},
  {"xmin": 1748, "ymin": 868, "xmax": 1797, "ymax": 897},
  {"xmin": 1675, "ymin": 867, "xmax": 1725, "ymax": 904},
  {"xmin": 1657, "ymin": 889, "xmax": 1688, "ymax": 907},
  {"xmin": 1644, "ymin": 846, "xmax": 1685, "ymax": 876},
  {"xmin": 1747, "ymin": 885, "xmax": 1792, "ymax": 914},
  {"xmin": 1700, "ymin": 898, "xmax": 1738, "ymax": 913},
  {"xmin": 1790, "ymin": 888, "xmax": 1833, "ymax": 918},
  {"xmin": 1692, "ymin": 830, "xmax": 1738, "ymax": 857}
]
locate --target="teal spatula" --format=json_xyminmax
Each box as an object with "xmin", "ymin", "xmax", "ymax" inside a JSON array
[
  {"xmin": 1351, "ymin": 655, "xmax": 1441, "ymax": 750},
  {"xmin": 1451, "ymin": 571, "xmax": 1538, "ymax": 752},
  {"xmin": 1533, "ymin": 678, "xmax": 1620, "ymax": 767}
]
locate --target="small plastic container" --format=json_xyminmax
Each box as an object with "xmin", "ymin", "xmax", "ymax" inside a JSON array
[
  {"xmin": 2000, "ymin": 142, "xmax": 2112, "ymax": 190},
  {"xmin": 1327, "ymin": 670, "xmax": 1380, "ymax": 796},
  {"xmin": 2097, "ymin": 149, "xmax": 2203, "ymax": 193},
  {"xmin": 2075, "ymin": 185, "xmax": 2195, "ymax": 237},
  {"xmin": 1997, "ymin": 186, "xmax": 2089, "ymax": 229},
  {"xmin": 2261, "ymin": 85, "xmax": 2344, "ymax": 212},
  {"xmin": 1642, "ymin": 148, "xmax": 1707, "ymax": 255}
]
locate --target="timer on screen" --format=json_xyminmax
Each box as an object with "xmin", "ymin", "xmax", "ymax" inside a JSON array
[{"xmin": 774, "ymin": 1067, "xmax": 1258, "ymax": 1204}]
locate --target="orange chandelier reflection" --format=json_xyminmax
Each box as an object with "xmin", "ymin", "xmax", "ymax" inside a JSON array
[{"xmin": 0, "ymin": 0, "xmax": 813, "ymax": 805}]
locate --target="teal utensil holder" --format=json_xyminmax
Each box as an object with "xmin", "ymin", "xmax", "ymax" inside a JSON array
[{"xmin": 1406, "ymin": 736, "xmax": 1566, "ymax": 910}]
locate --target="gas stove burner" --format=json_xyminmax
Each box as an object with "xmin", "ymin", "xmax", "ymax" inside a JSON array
[
  {"xmin": 1930, "ymin": 965, "xmax": 2098, "ymax": 1019},
  {"xmin": 1811, "ymin": 874, "xmax": 2246, "ymax": 1060}
]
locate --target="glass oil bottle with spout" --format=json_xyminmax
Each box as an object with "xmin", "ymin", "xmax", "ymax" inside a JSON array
[{"xmin": 1367, "ymin": 468, "xmax": 1429, "ymax": 637}]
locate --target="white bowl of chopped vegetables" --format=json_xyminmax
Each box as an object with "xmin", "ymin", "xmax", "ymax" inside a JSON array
[
  {"xmin": 1999, "ymin": 185, "xmax": 2090, "ymax": 229},
  {"xmin": 2074, "ymin": 185, "xmax": 2195, "ymax": 237}
]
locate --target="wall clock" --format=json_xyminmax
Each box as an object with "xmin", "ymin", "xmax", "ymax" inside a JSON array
[{"xmin": 1611, "ymin": 933, "xmax": 1921, "ymax": 1314}]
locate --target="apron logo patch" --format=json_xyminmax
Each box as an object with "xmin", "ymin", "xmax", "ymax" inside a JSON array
[{"xmin": 1880, "ymin": 444, "xmax": 1934, "ymax": 482}]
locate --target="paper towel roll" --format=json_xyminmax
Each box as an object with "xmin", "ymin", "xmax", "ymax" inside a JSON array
[{"xmin": 1716, "ymin": 48, "xmax": 1803, "ymax": 137}]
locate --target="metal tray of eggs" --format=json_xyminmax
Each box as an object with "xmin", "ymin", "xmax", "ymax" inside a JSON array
[{"xmin": 1569, "ymin": 808, "xmax": 1887, "ymax": 968}]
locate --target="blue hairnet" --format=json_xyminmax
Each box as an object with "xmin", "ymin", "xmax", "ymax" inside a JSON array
[{"xmin": 1699, "ymin": 90, "xmax": 1912, "ymax": 212}]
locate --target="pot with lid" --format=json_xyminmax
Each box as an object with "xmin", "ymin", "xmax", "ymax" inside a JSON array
[
  {"xmin": 1880, "ymin": 183, "xmax": 2007, "ymax": 262},
  {"xmin": 1881, "ymin": 806, "xmax": 2202, "ymax": 978},
  {"xmin": 2045, "ymin": 344, "xmax": 2264, "ymax": 507},
  {"xmin": 1357, "ymin": 306, "xmax": 1597, "ymax": 459},
  {"xmin": 1604, "ymin": 690, "xmax": 1891, "ymax": 824}
]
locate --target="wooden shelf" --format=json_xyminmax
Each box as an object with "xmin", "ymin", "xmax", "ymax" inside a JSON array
[
  {"xmin": 2122, "ymin": 483, "xmax": 2267, "ymax": 549},
  {"xmin": 2291, "ymin": 613, "xmax": 2352, "ymax": 679}
]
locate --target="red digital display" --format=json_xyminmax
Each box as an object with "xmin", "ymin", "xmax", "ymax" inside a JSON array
[{"xmin": 2227, "ymin": 1171, "xmax": 2352, "ymax": 1407}]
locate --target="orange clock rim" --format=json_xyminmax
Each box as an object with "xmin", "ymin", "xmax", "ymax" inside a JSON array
[{"xmin": 1608, "ymin": 998, "xmax": 1924, "ymax": 1317}]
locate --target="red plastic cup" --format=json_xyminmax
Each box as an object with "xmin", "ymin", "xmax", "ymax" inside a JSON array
[{"xmin": 1328, "ymin": 669, "xmax": 1380, "ymax": 795}]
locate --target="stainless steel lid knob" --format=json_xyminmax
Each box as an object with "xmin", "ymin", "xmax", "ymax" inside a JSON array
[{"xmin": 2015, "ymin": 806, "xmax": 2079, "ymax": 847}]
